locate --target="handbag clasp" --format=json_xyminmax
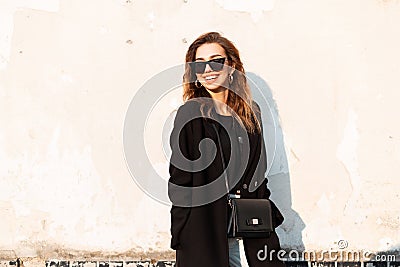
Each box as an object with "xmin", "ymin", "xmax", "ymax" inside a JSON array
[{"xmin": 246, "ymin": 218, "xmax": 262, "ymax": 226}]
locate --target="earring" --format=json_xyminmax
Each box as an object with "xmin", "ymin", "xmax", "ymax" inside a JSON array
[
  {"xmin": 195, "ymin": 79, "xmax": 202, "ymax": 88},
  {"xmin": 228, "ymin": 73, "xmax": 233, "ymax": 84}
]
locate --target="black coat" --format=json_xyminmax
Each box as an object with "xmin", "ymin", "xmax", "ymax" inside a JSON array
[{"xmin": 168, "ymin": 99, "xmax": 285, "ymax": 267}]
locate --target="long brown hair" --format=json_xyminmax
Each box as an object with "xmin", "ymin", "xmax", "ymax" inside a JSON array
[{"xmin": 183, "ymin": 32, "xmax": 260, "ymax": 134}]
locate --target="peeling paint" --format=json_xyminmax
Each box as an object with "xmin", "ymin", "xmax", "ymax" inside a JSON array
[
  {"xmin": 215, "ymin": 0, "xmax": 276, "ymax": 22},
  {"xmin": 336, "ymin": 109, "xmax": 366, "ymax": 223},
  {"xmin": 378, "ymin": 237, "xmax": 394, "ymax": 251},
  {"xmin": 147, "ymin": 12, "xmax": 156, "ymax": 31},
  {"xmin": 316, "ymin": 193, "xmax": 331, "ymax": 216},
  {"xmin": 0, "ymin": 1, "xmax": 59, "ymax": 70}
]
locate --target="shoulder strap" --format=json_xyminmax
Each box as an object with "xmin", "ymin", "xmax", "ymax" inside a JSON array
[
  {"xmin": 212, "ymin": 123, "xmax": 235, "ymax": 235},
  {"xmin": 211, "ymin": 123, "xmax": 231, "ymax": 196}
]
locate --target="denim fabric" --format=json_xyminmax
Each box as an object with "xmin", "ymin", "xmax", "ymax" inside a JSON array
[{"xmin": 228, "ymin": 238, "xmax": 242, "ymax": 267}]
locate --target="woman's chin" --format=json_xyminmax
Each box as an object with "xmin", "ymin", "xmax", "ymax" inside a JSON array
[{"xmin": 203, "ymin": 82, "xmax": 229, "ymax": 92}]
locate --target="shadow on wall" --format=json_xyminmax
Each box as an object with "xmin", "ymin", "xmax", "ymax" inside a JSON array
[{"xmin": 247, "ymin": 72, "xmax": 305, "ymax": 250}]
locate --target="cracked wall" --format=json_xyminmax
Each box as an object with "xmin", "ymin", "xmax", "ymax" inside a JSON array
[{"xmin": 0, "ymin": 0, "xmax": 400, "ymax": 261}]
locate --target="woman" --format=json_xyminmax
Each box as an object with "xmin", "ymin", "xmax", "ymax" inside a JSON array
[{"xmin": 168, "ymin": 32, "xmax": 285, "ymax": 267}]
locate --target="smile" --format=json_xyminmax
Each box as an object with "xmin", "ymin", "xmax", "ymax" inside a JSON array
[{"xmin": 205, "ymin": 75, "xmax": 219, "ymax": 80}]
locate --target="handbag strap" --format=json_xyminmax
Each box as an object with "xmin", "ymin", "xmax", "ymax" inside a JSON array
[
  {"xmin": 211, "ymin": 123, "xmax": 231, "ymax": 196},
  {"xmin": 212, "ymin": 123, "xmax": 235, "ymax": 235},
  {"xmin": 212, "ymin": 121, "xmax": 245, "ymax": 196}
]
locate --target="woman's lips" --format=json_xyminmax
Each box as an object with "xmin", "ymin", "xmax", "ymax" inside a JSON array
[{"xmin": 204, "ymin": 74, "xmax": 219, "ymax": 84}]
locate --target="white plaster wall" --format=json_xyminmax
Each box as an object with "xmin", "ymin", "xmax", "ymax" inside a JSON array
[{"xmin": 0, "ymin": 0, "xmax": 399, "ymax": 260}]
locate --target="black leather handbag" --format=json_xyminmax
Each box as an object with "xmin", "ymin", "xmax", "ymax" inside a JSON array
[
  {"xmin": 212, "ymin": 123, "xmax": 274, "ymax": 238},
  {"xmin": 227, "ymin": 198, "xmax": 273, "ymax": 238}
]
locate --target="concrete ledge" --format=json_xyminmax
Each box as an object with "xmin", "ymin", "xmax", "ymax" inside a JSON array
[{"xmin": 1, "ymin": 259, "xmax": 400, "ymax": 267}]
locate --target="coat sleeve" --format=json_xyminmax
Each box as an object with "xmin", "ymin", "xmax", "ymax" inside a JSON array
[
  {"xmin": 168, "ymin": 104, "xmax": 194, "ymax": 250},
  {"xmin": 254, "ymin": 101, "xmax": 285, "ymax": 228}
]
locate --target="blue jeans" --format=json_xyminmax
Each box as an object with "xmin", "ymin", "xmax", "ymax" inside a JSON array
[{"xmin": 228, "ymin": 238, "xmax": 242, "ymax": 267}]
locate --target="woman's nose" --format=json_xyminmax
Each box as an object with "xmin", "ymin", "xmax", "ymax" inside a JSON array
[{"xmin": 204, "ymin": 62, "xmax": 213, "ymax": 73}]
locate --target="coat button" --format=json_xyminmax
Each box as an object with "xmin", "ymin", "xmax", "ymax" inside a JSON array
[
  {"xmin": 238, "ymin": 136, "xmax": 243, "ymax": 144},
  {"xmin": 242, "ymin": 183, "xmax": 247, "ymax": 190}
]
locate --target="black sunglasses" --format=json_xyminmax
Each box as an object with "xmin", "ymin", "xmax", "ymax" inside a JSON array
[{"xmin": 191, "ymin": 57, "xmax": 226, "ymax": 74}]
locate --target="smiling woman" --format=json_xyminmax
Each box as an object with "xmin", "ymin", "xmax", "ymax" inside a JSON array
[
  {"xmin": 168, "ymin": 32, "xmax": 285, "ymax": 267},
  {"xmin": 182, "ymin": 33, "xmax": 260, "ymax": 134},
  {"xmin": 193, "ymin": 44, "xmax": 231, "ymax": 93}
]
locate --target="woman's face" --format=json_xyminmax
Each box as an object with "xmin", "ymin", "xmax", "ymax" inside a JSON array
[{"xmin": 194, "ymin": 42, "xmax": 232, "ymax": 92}]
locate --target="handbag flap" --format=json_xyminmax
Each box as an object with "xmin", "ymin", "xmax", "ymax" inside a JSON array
[{"xmin": 232, "ymin": 199, "xmax": 273, "ymax": 233}]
